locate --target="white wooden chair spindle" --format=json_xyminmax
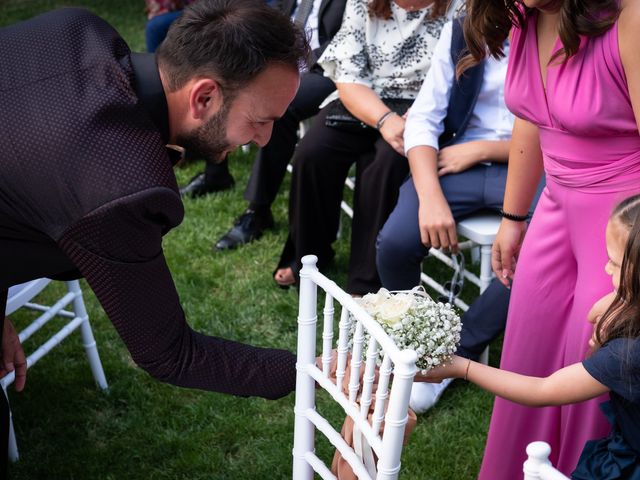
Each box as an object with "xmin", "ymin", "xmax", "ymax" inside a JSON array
[
  {"xmin": 371, "ymin": 355, "xmax": 392, "ymax": 436},
  {"xmin": 523, "ymin": 442, "xmax": 570, "ymax": 480},
  {"xmin": 293, "ymin": 255, "xmax": 417, "ymax": 480},
  {"xmin": 322, "ymin": 294, "xmax": 335, "ymax": 376},
  {"xmin": 349, "ymin": 321, "xmax": 366, "ymax": 404},
  {"xmin": 335, "ymin": 307, "xmax": 351, "ymax": 390},
  {"xmin": 359, "ymin": 338, "xmax": 379, "ymax": 418}
]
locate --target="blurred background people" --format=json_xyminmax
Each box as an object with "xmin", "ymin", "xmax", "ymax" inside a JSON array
[
  {"xmin": 273, "ymin": 0, "xmax": 460, "ymax": 291},
  {"xmin": 214, "ymin": 0, "xmax": 348, "ymax": 251}
]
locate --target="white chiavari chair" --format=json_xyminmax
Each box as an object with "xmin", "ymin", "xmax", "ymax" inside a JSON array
[
  {"xmin": 293, "ymin": 255, "xmax": 417, "ymax": 480},
  {"xmin": 3, "ymin": 279, "xmax": 108, "ymax": 461}
]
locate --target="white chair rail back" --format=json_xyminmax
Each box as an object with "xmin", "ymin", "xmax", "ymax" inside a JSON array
[
  {"xmin": 523, "ymin": 442, "xmax": 570, "ymax": 480},
  {"xmin": 293, "ymin": 255, "xmax": 417, "ymax": 480}
]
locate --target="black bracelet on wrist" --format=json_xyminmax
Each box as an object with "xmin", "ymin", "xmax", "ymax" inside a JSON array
[
  {"xmin": 500, "ymin": 209, "xmax": 529, "ymax": 222},
  {"xmin": 375, "ymin": 110, "xmax": 394, "ymax": 130}
]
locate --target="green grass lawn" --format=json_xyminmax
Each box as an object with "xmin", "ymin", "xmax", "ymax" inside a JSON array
[{"xmin": 0, "ymin": 2, "xmax": 500, "ymax": 478}]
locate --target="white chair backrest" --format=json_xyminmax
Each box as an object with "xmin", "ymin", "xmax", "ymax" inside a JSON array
[
  {"xmin": 292, "ymin": 255, "xmax": 417, "ymax": 480},
  {"xmin": 523, "ymin": 442, "xmax": 570, "ymax": 480}
]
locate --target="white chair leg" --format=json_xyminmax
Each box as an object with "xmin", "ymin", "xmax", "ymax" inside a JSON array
[
  {"xmin": 479, "ymin": 244, "xmax": 493, "ymax": 293},
  {"xmin": 7, "ymin": 414, "xmax": 18, "ymax": 463},
  {"xmin": 3, "ymin": 386, "xmax": 18, "ymax": 463},
  {"xmin": 67, "ymin": 282, "xmax": 108, "ymax": 391},
  {"xmin": 292, "ymin": 256, "xmax": 319, "ymax": 480},
  {"xmin": 478, "ymin": 244, "xmax": 494, "ymax": 365},
  {"xmin": 470, "ymin": 245, "xmax": 480, "ymax": 265}
]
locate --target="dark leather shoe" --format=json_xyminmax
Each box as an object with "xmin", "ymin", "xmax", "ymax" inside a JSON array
[
  {"xmin": 215, "ymin": 209, "xmax": 275, "ymax": 251},
  {"xmin": 180, "ymin": 172, "xmax": 235, "ymax": 198}
]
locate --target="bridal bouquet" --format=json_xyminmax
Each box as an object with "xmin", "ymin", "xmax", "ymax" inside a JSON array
[{"xmin": 352, "ymin": 287, "xmax": 461, "ymax": 374}]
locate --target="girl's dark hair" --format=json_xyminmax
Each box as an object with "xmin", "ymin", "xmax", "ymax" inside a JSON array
[
  {"xmin": 596, "ymin": 195, "xmax": 640, "ymax": 346},
  {"xmin": 157, "ymin": 0, "xmax": 309, "ymax": 97},
  {"xmin": 456, "ymin": 0, "xmax": 619, "ymax": 78},
  {"xmin": 368, "ymin": 0, "xmax": 451, "ymax": 20}
]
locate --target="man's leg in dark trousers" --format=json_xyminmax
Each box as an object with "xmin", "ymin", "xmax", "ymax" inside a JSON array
[{"xmin": 244, "ymin": 70, "xmax": 337, "ymax": 209}]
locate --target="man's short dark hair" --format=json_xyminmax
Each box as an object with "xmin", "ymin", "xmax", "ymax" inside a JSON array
[{"xmin": 156, "ymin": 0, "xmax": 309, "ymax": 96}]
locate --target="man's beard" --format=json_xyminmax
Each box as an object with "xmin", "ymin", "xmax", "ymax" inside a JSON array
[{"xmin": 176, "ymin": 101, "xmax": 231, "ymax": 163}]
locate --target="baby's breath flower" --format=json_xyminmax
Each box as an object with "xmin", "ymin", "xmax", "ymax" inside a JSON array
[{"xmin": 350, "ymin": 286, "xmax": 461, "ymax": 372}]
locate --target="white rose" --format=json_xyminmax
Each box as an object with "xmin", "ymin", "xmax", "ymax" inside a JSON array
[
  {"xmin": 377, "ymin": 294, "xmax": 414, "ymax": 326},
  {"xmin": 358, "ymin": 289, "xmax": 390, "ymax": 315}
]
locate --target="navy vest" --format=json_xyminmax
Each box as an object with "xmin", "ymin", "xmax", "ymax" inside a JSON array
[{"xmin": 438, "ymin": 17, "xmax": 485, "ymax": 148}]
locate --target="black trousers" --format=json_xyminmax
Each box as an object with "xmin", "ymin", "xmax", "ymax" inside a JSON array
[
  {"xmin": 277, "ymin": 107, "xmax": 409, "ymax": 295},
  {"xmin": 243, "ymin": 69, "xmax": 337, "ymax": 208}
]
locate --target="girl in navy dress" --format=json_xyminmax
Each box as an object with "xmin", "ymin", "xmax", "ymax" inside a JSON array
[{"xmin": 425, "ymin": 193, "xmax": 640, "ymax": 479}]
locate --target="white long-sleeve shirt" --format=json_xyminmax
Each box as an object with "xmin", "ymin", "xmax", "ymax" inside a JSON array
[{"xmin": 404, "ymin": 21, "xmax": 514, "ymax": 155}]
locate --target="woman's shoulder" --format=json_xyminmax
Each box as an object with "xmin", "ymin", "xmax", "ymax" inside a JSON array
[{"xmin": 619, "ymin": 0, "xmax": 640, "ymax": 38}]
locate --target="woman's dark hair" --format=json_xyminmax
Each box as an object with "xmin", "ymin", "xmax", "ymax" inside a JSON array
[
  {"xmin": 456, "ymin": 0, "xmax": 619, "ymax": 78},
  {"xmin": 596, "ymin": 195, "xmax": 640, "ymax": 346},
  {"xmin": 369, "ymin": 0, "xmax": 451, "ymax": 20},
  {"xmin": 157, "ymin": 0, "xmax": 309, "ymax": 98}
]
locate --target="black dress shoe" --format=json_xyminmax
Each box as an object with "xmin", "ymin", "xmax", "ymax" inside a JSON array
[
  {"xmin": 180, "ymin": 172, "xmax": 235, "ymax": 198},
  {"xmin": 215, "ymin": 209, "xmax": 275, "ymax": 251}
]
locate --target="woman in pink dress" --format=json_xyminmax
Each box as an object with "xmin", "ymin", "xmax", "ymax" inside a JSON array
[{"xmin": 458, "ymin": 0, "xmax": 640, "ymax": 477}]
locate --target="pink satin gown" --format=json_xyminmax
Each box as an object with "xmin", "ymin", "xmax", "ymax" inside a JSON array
[{"xmin": 479, "ymin": 11, "xmax": 640, "ymax": 479}]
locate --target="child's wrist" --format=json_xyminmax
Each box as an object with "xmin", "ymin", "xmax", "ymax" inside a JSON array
[{"xmin": 463, "ymin": 358, "xmax": 471, "ymax": 381}]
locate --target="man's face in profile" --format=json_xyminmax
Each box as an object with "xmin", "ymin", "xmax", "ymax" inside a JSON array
[{"xmin": 178, "ymin": 63, "xmax": 300, "ymax": 163}]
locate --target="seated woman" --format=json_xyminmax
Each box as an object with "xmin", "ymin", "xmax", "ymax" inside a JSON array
[
  {"xmin": 375, "ymin": 18, "xmax": 541, "ymax": 412},
  {"xmin": 274, "ymin": 0, "xmax": 458, "ymax": 294}
]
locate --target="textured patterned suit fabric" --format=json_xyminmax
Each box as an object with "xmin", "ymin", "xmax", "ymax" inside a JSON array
[{"xmin": 0, "ymin": 8, "xmax": 296, "ymax": 399}]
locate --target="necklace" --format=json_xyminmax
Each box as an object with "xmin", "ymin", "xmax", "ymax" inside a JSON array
[{"xmin": 393, "ymin": 0, "xmax": 429, "ymax": 42}]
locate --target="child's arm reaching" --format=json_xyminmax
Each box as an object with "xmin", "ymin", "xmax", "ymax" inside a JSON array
[{"xmin": 420, "ymin": 355, "xmax": 609, "ymax": 407}]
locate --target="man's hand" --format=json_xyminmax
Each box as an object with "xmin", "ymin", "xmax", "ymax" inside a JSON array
[{"xmin": 0, "ymin": 318, "xmax": 27, "ymax": 391}]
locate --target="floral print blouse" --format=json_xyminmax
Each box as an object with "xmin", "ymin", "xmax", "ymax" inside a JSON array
[{"xmin": 318, "ymin": 0, "xmax": 454, "ymax": 99}]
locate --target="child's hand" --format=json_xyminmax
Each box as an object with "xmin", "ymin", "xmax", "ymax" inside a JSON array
[
  {"xmin": 588, "ymin": 291, "xmax": 616, "ymax": 323},
  {"xmin": 415, "ymin": 355, "xmax": 467, "ymax": 383},
  {"xmin": 588, "ymin": 291, "xmax": 616, "ymax": 347}
]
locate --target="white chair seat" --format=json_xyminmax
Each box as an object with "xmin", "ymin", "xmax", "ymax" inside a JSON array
[
  {"xmin": 457, "ymin": 213, "xmax": 502, "ymax": 246},
  {"xmin": 6, "ymin": 279, "xmax": 50, "ymax": 316}
]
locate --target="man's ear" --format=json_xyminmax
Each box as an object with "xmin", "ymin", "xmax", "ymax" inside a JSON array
[{"xmin": 189, "ymin": 78, "xmax": 223, "ymax": 121}]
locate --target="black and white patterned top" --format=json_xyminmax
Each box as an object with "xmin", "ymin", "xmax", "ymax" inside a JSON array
[{"xmin": 318, "ymin": 0, "xmax": 454, "ymax": 99}]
